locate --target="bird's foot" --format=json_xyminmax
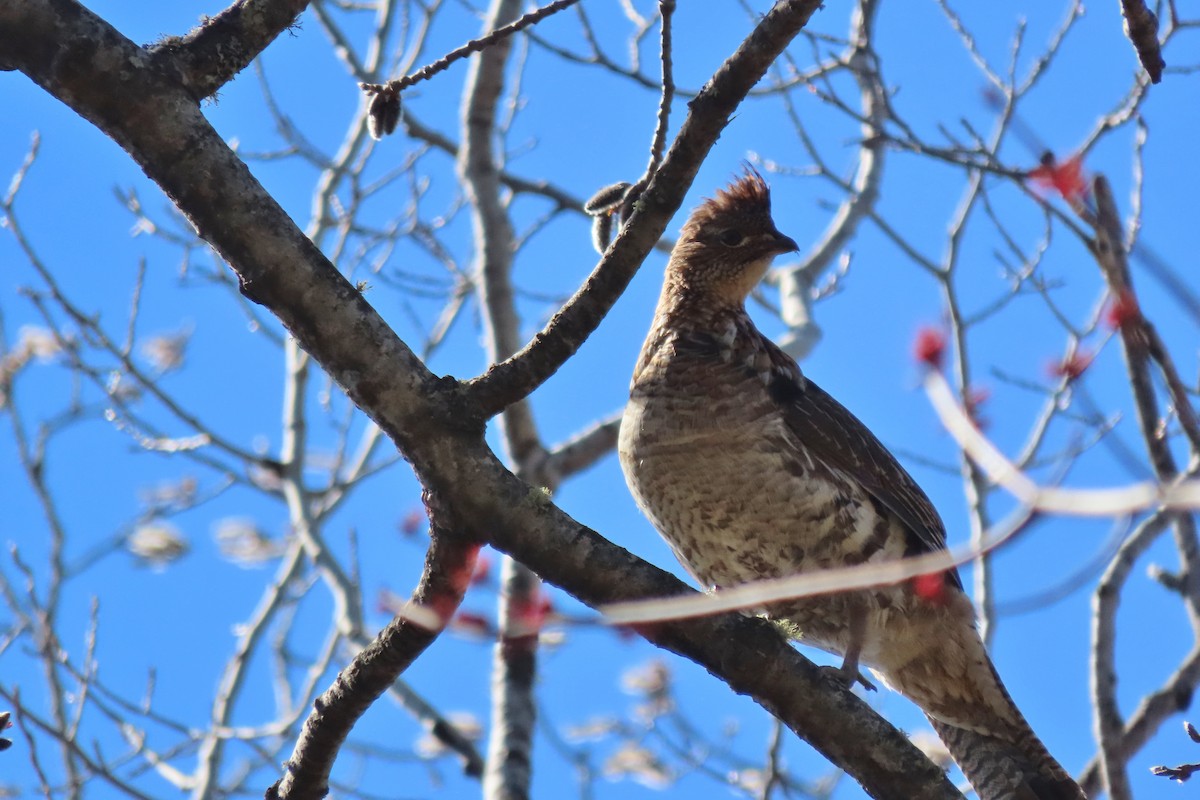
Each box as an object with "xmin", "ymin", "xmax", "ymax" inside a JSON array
[{"xmin": 820, "ymin": 663, "xmax": 877, "ymax": 692}]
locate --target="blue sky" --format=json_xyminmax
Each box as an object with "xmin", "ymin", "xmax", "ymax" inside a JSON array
[{"xmin": 3, "ymin": 1, "xmax": 1199, "ymax": 797}]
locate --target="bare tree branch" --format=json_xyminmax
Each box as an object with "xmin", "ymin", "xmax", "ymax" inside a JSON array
[
  {"xmin": 1119, "ymin": 0, "xmax": 1166, "ymax": 83},
  {"xmin": 150, "ymin": 0, "xmax": 311, "ymax": 100},
  {"xmin": 362, "ymin": 0, "xmax": 581, "ymax": 97},
  {"xmin": 270, "ymin": 529, "xmax": 482, "ymax": 800}
]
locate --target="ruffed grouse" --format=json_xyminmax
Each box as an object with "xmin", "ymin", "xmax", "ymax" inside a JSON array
[{"xmin": 618, "ymin": 170, "xmax": 1083, "ymax": 800}]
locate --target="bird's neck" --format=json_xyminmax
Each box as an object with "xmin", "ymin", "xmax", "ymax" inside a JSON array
[
  {"xmin": 656, "ymin": 269, "xmax": 750, "ymax": 320},
  {"xmin": 658, "ymin": 251, "xmax": 773, "ymax": 314},
  {"xmin": 650, "ymin": 279, "xmax": 753, "ymax": 341}
]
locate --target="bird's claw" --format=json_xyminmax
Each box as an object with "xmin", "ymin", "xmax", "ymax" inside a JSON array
[{"xmin": 820, "ymin": 663, "xmax": 877, "ymax": 692}]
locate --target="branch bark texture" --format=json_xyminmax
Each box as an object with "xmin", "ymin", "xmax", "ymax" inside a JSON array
[{"xmin": 150, "ymin": 0, "xmax": 311, "ymax": 100}]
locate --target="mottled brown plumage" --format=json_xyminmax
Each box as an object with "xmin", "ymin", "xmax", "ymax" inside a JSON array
[{"xmin": 618, "ymin": 170, "xmax": 1084, "ymax": 800}]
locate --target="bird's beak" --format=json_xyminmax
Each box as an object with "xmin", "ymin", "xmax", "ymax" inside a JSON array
[{"xmin": 770, "ymin": 229, "xmax": 799, "ymax": 254}]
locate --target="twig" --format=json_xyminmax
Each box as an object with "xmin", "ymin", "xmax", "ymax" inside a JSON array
[
  {"xmin": 1151, "ymin": 722, "xmax": 1200, "ymax": 781},
  {"xmin": 757, "ymin": 718, "xmax": 787, "ymax": 800},
  {"xmin": 361, "ymin": 0, "xmax": 582, "ymax": 97},
  {"xmin": 1091, "ymin": 512, "xmax": 1172, "ymax": 799},
  {"xmin": 0, "ymin": 686, "xmax": 156, "ymax": 800},
  {"xmin": 192, "ymin": 540, "xmax": 308, "ymax": 798},
  {"xmin": 645, "ymin": 0, "xmax": 675, "ymax": 178}
]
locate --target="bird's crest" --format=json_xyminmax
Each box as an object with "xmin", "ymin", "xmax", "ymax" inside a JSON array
[{"xmin": 688, "ymin": 167, "xmax": 773, "ymax": 230}]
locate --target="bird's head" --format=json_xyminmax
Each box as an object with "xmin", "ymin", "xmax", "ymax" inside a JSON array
[{"xmin": 665, "ymin": 169, "xmax": 798, "ymax": 306}]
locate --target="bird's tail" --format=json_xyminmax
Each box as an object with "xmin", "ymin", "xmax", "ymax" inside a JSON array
[
  {"xmin": 929, "ymin": 715, "xmax": 1084, "ymax": 800},
  {"xmin": 877, "ymin": 611, "xmax": 1085, "ymax": 800}
]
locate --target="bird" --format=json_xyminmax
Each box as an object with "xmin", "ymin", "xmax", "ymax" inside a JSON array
[{"xmin": 618, "ymin": 169, "xmax": 1085, "ymax": 800}]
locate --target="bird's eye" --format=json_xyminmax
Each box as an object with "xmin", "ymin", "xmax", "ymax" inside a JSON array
[{"xmin": 718, "ymin": 229, "xmax": 745, "ymax": 246}]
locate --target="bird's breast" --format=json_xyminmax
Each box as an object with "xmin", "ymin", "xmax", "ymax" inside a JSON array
[{"xmin": 620, "ymin": 381, "xmax": 896, "ymax": 587}]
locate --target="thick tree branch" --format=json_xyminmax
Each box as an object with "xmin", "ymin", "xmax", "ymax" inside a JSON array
[
  {"xmin": 422, "ymin": 465, "xmax": 962, "ymax": 800},
  {"xmin": 1118, "ymin": 0, "xmax": 1165, "ymax": 83},
  {"xmin": 150, "ymin": 0, "xmax": 311, "ymax": 100}
]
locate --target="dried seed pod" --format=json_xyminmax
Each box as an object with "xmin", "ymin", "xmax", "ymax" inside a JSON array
[
  {"xmin": 586, "ymin": 181, "xmax": 635, "ymax": 253},
  {"xmin": 367, "ymin": 86, "xmax": 401, "ymax": 140},
  {"xmin": 591, "ymin": 211, "xmax": 614, "ymax": 254},
  {"xmin": 584, "ymin": 181, "xmax": 632, "ymax": 215}
]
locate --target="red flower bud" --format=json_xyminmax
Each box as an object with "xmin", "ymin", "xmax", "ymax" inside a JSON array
[{"xmin": 913, "ymin": 326, "xmax": 946, "ymax": 369}]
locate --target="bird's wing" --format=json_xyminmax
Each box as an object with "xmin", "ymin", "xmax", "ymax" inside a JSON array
[{"xmin": 763, "ymin": 335, "xmax": 959, "ymax": 580}]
